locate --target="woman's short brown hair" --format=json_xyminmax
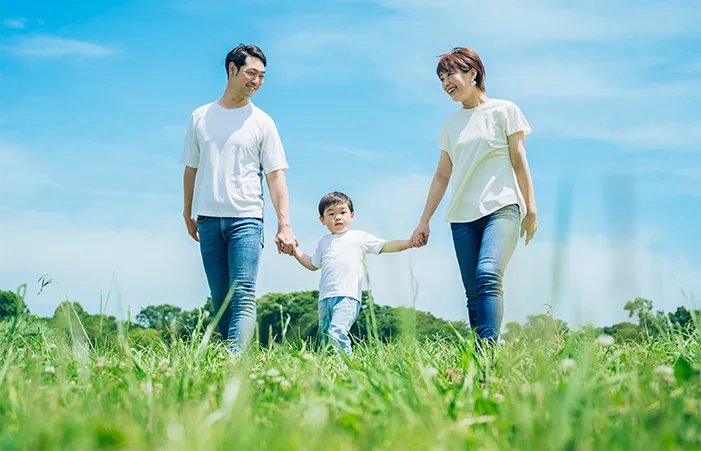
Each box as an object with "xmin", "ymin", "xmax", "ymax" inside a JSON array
[{"xmin": 436, "ymin": 47, "xmax": 486, "ymax": 93}]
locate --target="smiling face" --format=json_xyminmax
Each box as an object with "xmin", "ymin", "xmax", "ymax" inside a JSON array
[
  {"xmin": 228, "ymin": 56, "xmax": 266, "ymax": 99},
  {"xmin": 440, "ymin": 68, "xmax": 478, "ymax": 103},
  {"xmin": 320, "ymin": 202, "xmax": 355, "ymax": 234}
]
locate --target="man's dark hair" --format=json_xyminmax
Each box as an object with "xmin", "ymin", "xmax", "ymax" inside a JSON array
[
  {"xmin": 318, "ymin": 191, "xmax": 354, "ymax": 217},
  {"xmin": 225, "ymin": 44, "xmax": 267, "ymax": 77}
]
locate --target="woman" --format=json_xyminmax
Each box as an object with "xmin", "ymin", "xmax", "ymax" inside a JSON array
[{"xmin": 411, "ymin": 47, "xmax": 537, "ymax": 345}]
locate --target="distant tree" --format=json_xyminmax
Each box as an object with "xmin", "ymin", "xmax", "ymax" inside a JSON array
[
  {"xmin": 135, "ymin": 304, "xmax": 183, "ymax": 331},
  {"xmin": 129, "ymin": 328, "xmax": 163, "ymax": 347},
  {"xmin": 502, "ymin": 322, "xmax": 523, "ymax": 343},
  {"xmin": 624, "ymin": 297, "xmax": 653, "ymax": 333},
  {"xmin": 669, "ymin": 306, "xmax": 695, "ymax": 331},
  {"xmin": 602, "ymin": 321, "xmax": 641, "ymax": 342},
  {"xmin": 0, "ymin": 289, "xmax": 29, "ymax": 320},
  {"xmin": 257, "ymin": 291, "xmax": 320, "ymax": 346},
  {"xmin": 178, "ymin": 305, "xmax": 213, "ymax": 338},
  {"xmin": 520, "ymin": 314, "xmax": 569, "ymax": 341}
]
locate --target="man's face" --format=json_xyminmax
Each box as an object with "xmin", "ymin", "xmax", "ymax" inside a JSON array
[{"xmin": 229, "ymin": 56, "xmax": 266, "ymax": 98}]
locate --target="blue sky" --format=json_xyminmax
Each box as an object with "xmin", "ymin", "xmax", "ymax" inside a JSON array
[{"xmin": 1, "ymin": 0, "xmax": 700, "ymax": 327}]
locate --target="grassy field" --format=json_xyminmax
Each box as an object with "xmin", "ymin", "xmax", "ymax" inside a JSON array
[{"xmin": 1, "ymin": 315, "xmax": 700, "ymax": 451}]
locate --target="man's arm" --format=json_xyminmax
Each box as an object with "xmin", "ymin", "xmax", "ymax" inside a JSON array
[
  {"xmin": 265, "ymin": 169, "xmax": 297, "ymax": 254},
  {"xmin": 380, "ymin": 239, "xmax": 415, "ymax": 254},
  {"xmin": 183, "ymin": 166, "xmax": 199, "ymax": 242}
]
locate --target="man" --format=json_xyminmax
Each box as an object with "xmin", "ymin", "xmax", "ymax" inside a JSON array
[{"xmin": 180, "ymin": 44, "xmax": 297, "ymax": 354}]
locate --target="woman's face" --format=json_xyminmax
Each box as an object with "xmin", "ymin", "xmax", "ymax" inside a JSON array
[{"xmin": 440, "ymin": 68, "xmax": 476, "ymax": 102}]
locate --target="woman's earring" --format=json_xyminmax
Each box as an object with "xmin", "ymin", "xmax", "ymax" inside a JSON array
[{"xmin": 471, "ymin": 79, "xmax": 477, "ymax": 86}]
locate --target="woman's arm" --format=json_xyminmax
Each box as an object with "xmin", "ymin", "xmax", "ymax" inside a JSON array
[
  {"xmin": 412, "ymin": 151, "xmax": 453, "ymax": 247},
  {"xmin": 508, "ymin": 131, "xmax": 538, "ymax": 245}
]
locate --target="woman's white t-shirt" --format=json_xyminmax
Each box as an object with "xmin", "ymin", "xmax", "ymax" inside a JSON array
[
  {"xmin": 311, "ymin": 230, "xmax": 387, "ymax": 302},
  {"xmin": 438, "ymin": 98, "xmax": 531, "ymax": 223}
]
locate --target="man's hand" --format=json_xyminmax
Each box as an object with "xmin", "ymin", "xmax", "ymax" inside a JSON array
[
  {"xmin": 520, "ymin": 211, "xmax": 538, "ymax": 246},
  {"xmin": 411, "ymin": 221, "xmax": 430, "ymax": 248},
  {"xmin": 184, "ymin": 214, "xmax": 199, "ymax": 242},
  {"xmin": 275, "ymin": 224, "xmax": 297, "ymax": 255}
]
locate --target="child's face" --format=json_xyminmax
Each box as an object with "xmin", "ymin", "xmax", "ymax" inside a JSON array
[{"xmin": 320, "ymin": 202, "xmax": 354, "ymax": 234}]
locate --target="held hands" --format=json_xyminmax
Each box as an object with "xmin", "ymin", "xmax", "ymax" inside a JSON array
[
  {"xmin": 411, "ymin": 221, "xmax": 430, "ymax": 248},
  {"xmin": 275, "ymin": 224, "xmax": 298, "ymax": 255}
]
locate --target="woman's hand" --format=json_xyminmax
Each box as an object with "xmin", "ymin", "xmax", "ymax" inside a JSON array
[
  {"xmin": 520, "ymin": 211, "xmax": 537, "ymax": 246},
  {"xmin": 411, "ymin": 221, "xmax": 431, "ymax": 247}
]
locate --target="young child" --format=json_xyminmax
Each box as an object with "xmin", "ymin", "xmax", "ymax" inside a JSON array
[{"xmin": 291, "ymin": 191, "xmax": 415, "ymax": 356}]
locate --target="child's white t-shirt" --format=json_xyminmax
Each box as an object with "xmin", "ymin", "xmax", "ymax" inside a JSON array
[
  {"xmin": 311, "ymin": 230, "xmax": 387, "ymax": 302},
  {"xmin": 438, "ymin": 98, "xmax": 531, "ymax": 223}
]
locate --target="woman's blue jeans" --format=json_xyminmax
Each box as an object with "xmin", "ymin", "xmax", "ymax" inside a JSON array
[{"xmin": 450, "ymin": 204, "xmax": 520, "ymax": 343}]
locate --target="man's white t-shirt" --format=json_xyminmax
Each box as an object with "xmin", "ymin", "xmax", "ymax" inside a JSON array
[
  {"xmin": 180, "ymin": 101, "xmax": 288, "ymax": 219},
  {"xmin": 311, "ymin": 230, "xmax": 387, "ymax": 302},
  {"xmin": 438, "ymin": 98, "xmax": 531, "ymax": 223}
]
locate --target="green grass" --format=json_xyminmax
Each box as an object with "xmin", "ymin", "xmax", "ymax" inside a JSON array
[{"xmin": 1, "ymin": 317, "xmax": 700, "ymax": 451}]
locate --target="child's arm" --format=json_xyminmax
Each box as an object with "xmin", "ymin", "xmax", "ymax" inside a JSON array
[
  {"xmin": 380, "ymin": 239, "xmax": 415, "ymax": 254},
  {"xmin": 293, "ymin": 247, "xmax": 319, "ymax": 271}
]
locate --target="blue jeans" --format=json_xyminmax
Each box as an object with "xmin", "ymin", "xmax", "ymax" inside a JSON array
[
  {"xmin": 451, "ymin": 204, "xmax": 520, "ymax": 343},
  {"xmin": 318, "ymin": 296, "xmax": 361, "ymax": 356},
  {"xmin": 197, "ymin": 216, "xmax": 263, "ymax": 354}
]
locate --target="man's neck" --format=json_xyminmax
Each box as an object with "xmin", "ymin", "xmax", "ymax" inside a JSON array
[{"xmin": 218, "ymin": 87, "xmax": 249, "ymax": 109}]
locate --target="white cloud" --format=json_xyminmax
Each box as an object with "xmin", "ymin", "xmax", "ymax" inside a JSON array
[
  {"xmin": 366, "ymin": 0, "xmax": 701, "ymax": 43},
  {"xmin": 0, "ymin": 140, "xmax": 61, "ymax": 197},
  {"xmin": 264, "ymin": 0, "xmax": 701, "ymax": 150},
  {"xmin": 7, "ymin": 35, "xmax": 119, "ymax": 58},
  {"xmin": 3, "ymin": 17, "xmax": 29, "ymax": 29}
]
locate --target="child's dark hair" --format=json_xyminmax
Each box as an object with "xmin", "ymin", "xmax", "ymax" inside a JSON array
[{"xmin": 318, "ymin": 191, "xmax": 354, "ymax": 216}]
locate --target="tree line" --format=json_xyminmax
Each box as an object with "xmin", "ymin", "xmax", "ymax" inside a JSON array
[{"xmin": 1, "ymin": 287, "xmax": 698, "ymax": 348}]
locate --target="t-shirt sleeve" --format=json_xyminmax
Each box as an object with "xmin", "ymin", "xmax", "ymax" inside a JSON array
[
  {"xmin": 360, "ymin": 232, "xmax": 387, "ymax": 255},
  {"xmin": 260, "ymin": 117, "xmax": 289, "ymax": 174},
  {"xmin": 311, "ymin": 240, "xmax": 322, "ymax": 269},
  {"xmin": 438, "ymin": 119, "xmax": 452, "ymax": 157},
  {"xmin": 504, "ymin": 102, "xmax": 532, "ymax": 137},
  {"xmin": 180, "ymin": 113, "xmax": 200, "ymax": 168}
]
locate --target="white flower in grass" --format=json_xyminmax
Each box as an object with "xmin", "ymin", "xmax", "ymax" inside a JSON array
[
  {"xmin": 49, "ymin": 344, "xmax": 57, "ymax": 349},
  {"xmin": 249, "ymin": 373, "xmax": 258, "ymax": 380},
  {"xmin": 596, "ymin": 335, "xmax": 615, "ymax": 347},
  {"xmin": 222, "ymin": 376, "xmax": 242, "ymax": 405},
  {"xmin": 303, "ymin": 400, "xmax": 329, "ymax": 427},
  {"xmin": 654, "ymin": 365, "xmax": 675, "ymax": 382},
  {"xmin": 559, "ymin": 359, "xmax": 577, "ymax": 371},
  {"xmin": 44, "ymin": 366, "xmax": 55, "ymax": 374},
  {"xmin": 302, "ymin": 353, "xmax": 314, "ymax": 361},
  {"xmin": 96, "ymin": 357, "xmax": 106, "ymax": 369},
  {"xmin": 158, "ymin": 358, "xmax": 170, "ymax": 371},
  {"xmin": 494, "ymin": 393, "xmax": 505, "ymax": 403},
  {"xmin": 165, "ymin": 368, "xmax": 174, "ymax": 378},
  {"xmin": 423, "ymin": 367, "xmax": 439, "ymax": 378},
  {"xmin": 257, "ymin": 379, "xmax": 265, "ymax": 387},
  {"xmin": 140, "ymin": 381, "xmax": 153, "ymax": 395},
  {"xmin": 266, "ymin": 368, "xmax": 280, "ymax": 378},
  {"xmin": 280, "ymin": 379, "xmax": 291, "ymax": 391},
  {"xmin": 167, "ymin": 423, "xmax": 185, "ymax": 442},
  {"xmin": 69, "ymin": 380, "xmax": 76, "ymax": 386}
]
